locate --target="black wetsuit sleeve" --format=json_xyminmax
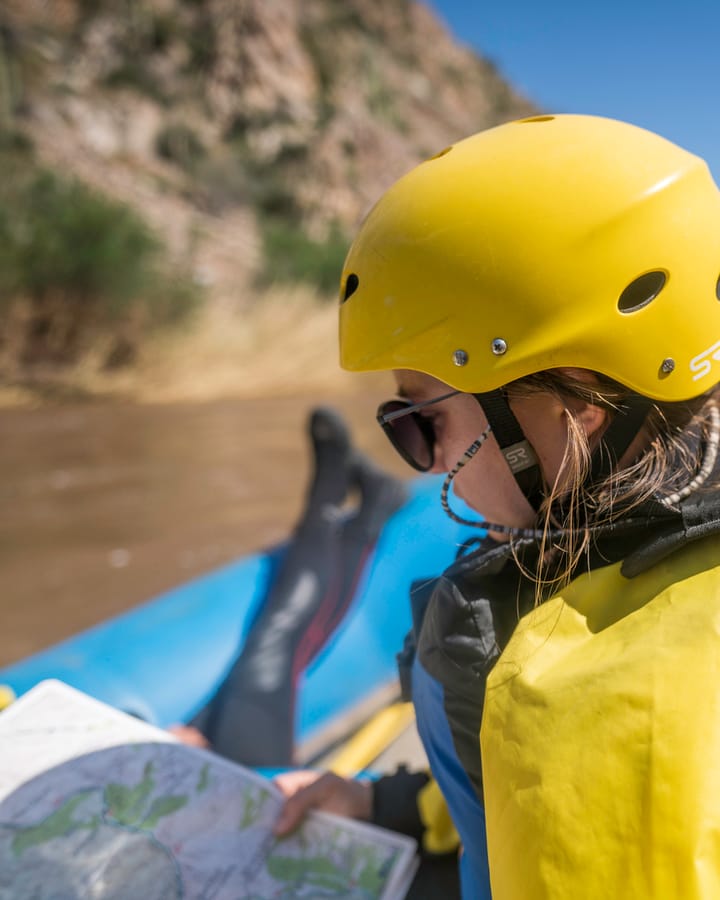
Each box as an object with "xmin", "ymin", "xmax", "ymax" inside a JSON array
[{"xmin": 371, "ymin": 767, "xmax": 430, "ymax": 841}]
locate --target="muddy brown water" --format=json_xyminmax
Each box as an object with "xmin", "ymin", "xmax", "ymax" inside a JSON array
[{"xmin": 0, "ymin": 389, "xmax": 408, "ymax": 667}]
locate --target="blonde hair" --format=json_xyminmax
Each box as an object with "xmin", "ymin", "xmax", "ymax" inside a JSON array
[{"xmin": 506, "ymin": 371, "xmax": 720, "ymax": 598}]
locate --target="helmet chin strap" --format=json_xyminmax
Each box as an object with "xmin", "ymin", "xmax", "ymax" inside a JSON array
[
  {"xmin": 440, "ymin": 390, "xmax": 654, "ymax": 538},
  {"xmin": 473, "ymin": 389, "xmax": 652, "ymax": 515},
  {"xmin": 474, "ymin": 389, "xmax": 546, "ymax": 512},
  {"xmin": 588, "ymin": 393, "xmax": 652, "ymax": 483},
  {"xmin": 440, "ymin": 431, "xmax": 546, "ymax": 538}
]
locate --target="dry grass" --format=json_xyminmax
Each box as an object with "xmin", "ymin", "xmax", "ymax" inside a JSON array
[
  {"xmin": 133, "ymin": 285, "xmax": 378, "ymax": 402},
  {"xmin": 0, "ymin": 286, "xmax": 386, "ymax": 406}
]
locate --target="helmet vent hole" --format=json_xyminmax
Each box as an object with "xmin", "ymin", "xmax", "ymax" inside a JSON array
[
  {"xmin": 341, "ymin": 273, "xmax": 359, "ymax": 303},
  {"xmin": 716, "ymin": 275, "xmax": 720, "ymax": 301},
  {"xmin": 516, "ymin": 115, "xmax": 555, "ymax": 124},
  {"xmin": 429, "ymin": 146, "xmax": 452, "ymax": 160},
  {"xmin": 617, "ymin": 271, "xmax": 667, "ymax": 313}
]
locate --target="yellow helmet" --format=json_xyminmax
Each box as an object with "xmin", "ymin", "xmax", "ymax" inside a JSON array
[{"xmin": 339, "ymin": 114, "xmax": 720, "ymax": 402}]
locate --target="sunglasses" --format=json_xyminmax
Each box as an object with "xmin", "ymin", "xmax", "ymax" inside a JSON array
[{"xmin": 376, "ymin": 389, "xmax": 461, "ymax": 471}]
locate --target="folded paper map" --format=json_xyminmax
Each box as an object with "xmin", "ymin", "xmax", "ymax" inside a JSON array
[{"xmin": 0, "ymin": 680, "xmax": 418, "ymax": 899}]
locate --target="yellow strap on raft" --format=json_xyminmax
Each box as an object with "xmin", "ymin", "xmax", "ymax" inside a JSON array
[
  {"xmin": 330, "ymin": 701, "xmax": 416, "ymax": 777},
  {"xmin": 481, "ymin": 534, "xmax": 720, "ymax": 900},
  {"xmin": 0, "ymin": 685, "xmax": 16, "ymax": 711}
]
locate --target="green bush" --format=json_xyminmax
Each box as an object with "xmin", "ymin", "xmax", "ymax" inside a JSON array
[
  {"xmin": 155, "ymin": 123, "xmax": 207, "ymax": 171},
  {"xmin": 103, "ymin": 62, "xmax": 169, "ymax": 105},
  {"xmin": 0, "ymin": 164, "xmax": 200, "ymax": 364},
  {"xmin": 7, "ymin": 170, "xmax": 162, "ymax": 310},
  {"xmin": 0, "ymin": 127, "xmax": 33, "ymax": 156},
  {"xmin": 186, "ymin": 18, "xmax": 217, "ymax": 73},
  {"xmin": 251, "ymin": 174, "xmax": 300, "ymax": 220},
  {"xmin": 259, "ymin": 220, "xmax": 348, "ymax": 295}
]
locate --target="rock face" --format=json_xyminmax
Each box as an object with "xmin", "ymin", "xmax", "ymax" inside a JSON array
[{"xmin": 0, "ymin": 0, "xmax": 537, "ymax": 301}]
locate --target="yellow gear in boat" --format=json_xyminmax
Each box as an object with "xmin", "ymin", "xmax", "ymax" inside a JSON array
[
  {"xmin": 417, "ymin": 778, "xmax": 460, "ymax": 855},
  {"xmin": 0, "ymin": 685, "xmax": 16, "ymax": 711},
  {"xmin": 481, "ymin": 534, "xmax": 720, "ymax": 899},
  {"xmin": 339, "ymin": 114, "xmax": 720, "ymax": 402}
]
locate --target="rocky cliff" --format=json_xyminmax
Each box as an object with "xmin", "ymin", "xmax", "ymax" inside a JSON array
[{"xmin": 1, "ymin": 0, "xmax": 536, "ymax": 308}]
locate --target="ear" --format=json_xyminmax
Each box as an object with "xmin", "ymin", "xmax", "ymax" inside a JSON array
[
  {"xmin": 556, "ymin": 367, "xmax": 608, "ymax": 445},
  {"xmin": 569, "ymin": 399, "xmax": 608, "ymax": 444}
]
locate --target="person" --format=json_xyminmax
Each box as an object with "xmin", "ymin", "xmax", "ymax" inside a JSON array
[
  {"xmin": 273, "ymin": 113, "xmax": 720, "ymax": 899},
  {"xmin": 170, "ymin": 406, "xmax": 406, "ymax": 764}
]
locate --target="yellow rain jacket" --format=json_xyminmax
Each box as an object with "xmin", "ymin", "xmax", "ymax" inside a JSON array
[{"xmin": 482, "ymin": 532, "xmax": 720, "ymax": 899}]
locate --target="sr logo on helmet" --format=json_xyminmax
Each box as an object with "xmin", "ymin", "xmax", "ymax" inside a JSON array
[{"xmin": 690, "ymin": 340, "xmax": 720, "ymax": 382}]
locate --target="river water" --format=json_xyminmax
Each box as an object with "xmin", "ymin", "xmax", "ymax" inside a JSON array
[{"xmin": 0, "ymin": 388, "xmax": 405, "ymax": 666}]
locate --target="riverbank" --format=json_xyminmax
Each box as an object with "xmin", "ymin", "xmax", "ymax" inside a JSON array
[{"xmin": 0, "ymin": 286, "xmax": 383, "ymax": 408}]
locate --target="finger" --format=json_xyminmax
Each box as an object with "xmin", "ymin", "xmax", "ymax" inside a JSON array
[
  {"xmin": 273, "ymin": 769, "xmax": 323, "ymax": 798},
  {"xmin": 167, "ymin": 725, "xmax": 210, "ymax": 748},
  {"xmin": 273, "ymin": 773, "xmax": 339, "ymax": 835}
]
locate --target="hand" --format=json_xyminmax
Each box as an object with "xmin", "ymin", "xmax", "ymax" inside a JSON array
[
  {"xmin": 273, "ymin": 770, "xmax": 373, "ymax": 836},
  {"xmin": 167, "ymin": 724, "xmax": 210, "ymax": 749}
]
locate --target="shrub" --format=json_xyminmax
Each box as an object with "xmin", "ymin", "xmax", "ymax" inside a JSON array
[
  {"xmin": 11, "ymin": 170, "xmax": 161, "ymax": 310},
  {"xmin": 103, "ymin": 62, "xmax": 169, "ymax": 105},
  {"xmin": 0, "ymin": 165, "xmax": 200, "ymax": 365},
  {"xmin": 0, "ymin": 127, "xmax": 33, "ymax": 156},
  {"xmin": 186, "ymin": 18, "xmax": 217, "ymax": 73},
  {"xmin": 251, "ymin": 174, "xmax": 300, "ymax": 220},
  {"xmin": 155, "ymin": 123, "xmax": 206, "ymax": 171},
  {"xmin": 259, "ymin": 220, "xmax": 348, "ymax": 295}
]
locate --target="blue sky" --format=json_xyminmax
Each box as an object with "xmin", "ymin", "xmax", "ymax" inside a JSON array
[{"xmin": 427, "ymin": 1, "xmax": 720, "ymax": 181}]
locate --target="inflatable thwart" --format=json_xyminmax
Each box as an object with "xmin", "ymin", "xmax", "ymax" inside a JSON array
[{"xmin": 0, "ymin": 407, "xmax": 480, "ymax": 769}]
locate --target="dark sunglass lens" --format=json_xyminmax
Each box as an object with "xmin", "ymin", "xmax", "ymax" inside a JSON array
[
  {"xmin": 394, "ymin": 414, "xmax": 434, "ymax": 470},
  {"xmin": 377, "ymin": 401, "xmax": 434, "ymax": 471}
]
